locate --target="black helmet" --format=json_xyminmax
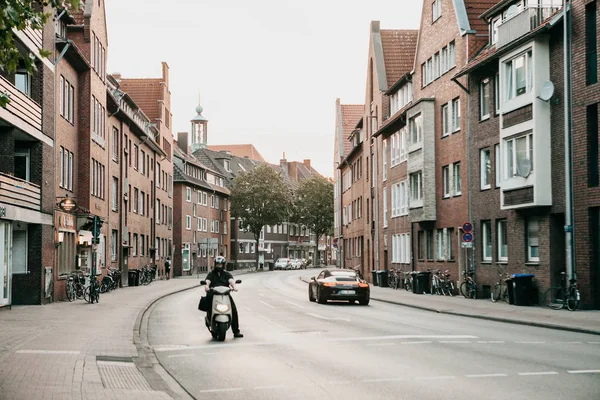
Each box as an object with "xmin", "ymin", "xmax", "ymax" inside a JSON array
[{"xmin": 213, "ymin": 255, "xmax": 226, "ymax": 270}]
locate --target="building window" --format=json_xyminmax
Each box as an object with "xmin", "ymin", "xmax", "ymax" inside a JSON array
[
  {"xmin": 490, "ymin": 16, "xmax": 502, "ymax": 45},
  {"xmin": 442, "ymin": 104, "xmax": 450, "ymax": 137},
  {"xmin": 418, "ymin": 231, "xmax": 426, "ymax": 259},
  {"xmin": 382, "ymin": 139, "xmax": 387, "ymax": 181},
  {"xmin": 504, "ymin": 51, "xmax": 532, "ymax": 100},
  {"xmin": 409, "ymin": 114, "xmax": 423, "ymax": 144},
  {"xmin": 480, "ymin": 78, "xmax": 490, "ymax": 119},
  {"xmin": 446, "ymin": 228, "xmax": 454, "ymax": 260},
  {"xmin": 453, "ymin": 163, "xmax": 461, "ymax": 195},
  {"xmin": 15, "ymin": 70, "xmax": 31, "ymax": 96},
  {"xmin": 133, "ymin": 188, "xmax": 138, "ymax": 212},
  {"xmin": 111, "ymin": 230, "xmax": 118, "ymax": 261},
  {"xmin": 140, "ymin": 235, "xmax": 145, "ymax": 257},
  {"xmin": 481, "ymin": 148, "xmax": 491, "ymax": 189},
  {"xmin": 133, "ymin": 234, "xmax": 138, "ymax": 256},
  {"xmin": 436, "ymin": 229, "xmax": 444, "ymax": 260},
  {"xmin": 441, "ymin": 46, "xmax": 448, "ymax": 73},
  {"xmin": 224, "ymin": 160, "xmax": 231, "ymax": 171},
  {"xmin": 497, "ymin": 220, "xmax": 508, "ymax": 261},
  {"xmin": 433, "ymin": 52, "xmax": 440, "ymax": 80},
  {"xmin": 588, "ymin": 104, "xmax": 599, "ymax": 187},
  {"xmin": 494, "ymin": 73, "xmax": 501, "ymax": 114},
  {"xmin": 59, "ymin": 147, "xmax": 63, "ymax": 188},
  {"xmin": 426, "ymin": 230, "xmax": 434, "ymax": 260},
  {"xmin": 452, "ymin": 98, "xmax": 460, "ymax": 131},
  {"xmin": 432, "ymin": 0, "xmax": 442, "ymax": 21},
  {"xmin": 495, "ymin": 144, "xmax": 501, "ymax": 187},
  {"xmin": 410, "ymin": 172, "xmax": 422, "ymax": 202},
  {"xmin": 448, "ymin": 41, "xmax": 455, "ymax": 68},
  {"xmin": 505, "ymin": 132, "xmax": 533, "ymax": 178},
  {"xmin": 482, "ymin": 221, "xmax": 492, "ymax": 261},
  {"xmin": 140, "ymin": 191, "xmax": 145, "ymax": 215},
  {"xmin": 186, "ymin": 215, "xmax": 192, "ymax": 230},
  {"xmin": 112, "ymin": 128, "xmax": 119, "ymax": 161},
  {"xmin": 426, "ymin": 58, "xmax": 433, "ymax": 85},
  {"xmin": 383, "ymin": 187, "xmax": 388, "ymax": 227},
  {"xmin": 442, "ymin": 166, "xmax": 450, "ymax": 198},
  {"xmin": 586, "ymin": 1, "xmax": 598, "ymax": 85},
  {"xmin": 112, "ymin": 177, "xmax": 118, "ymax": 211},
  {"xmin": 186, "ymin": 187, "xmax": 192, "ymax": 202},
  {"xmin": 527, "ymin": 217, "xmax": 540, "ymax": 262}
]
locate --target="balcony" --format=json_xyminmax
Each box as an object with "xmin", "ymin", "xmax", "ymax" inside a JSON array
[
  {"xmin": 0, "ymin": 172, "xmax": 41, "ymax": 211},
  {"xmin": 497, "ymin": 6, "xmax": 561, "ymax": 49},
  {"xmin": 0, "ymin": 75, "xmax": 42, "ymax": 132}
]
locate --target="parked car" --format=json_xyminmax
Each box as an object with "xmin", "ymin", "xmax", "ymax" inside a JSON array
[
  {"xmin": 274, "ymin": 258, "xmax": 291, "ymax": 270},
  {"xmin": 308, "ymin": 269, "xmax": 370, "ymax": 305},
  {"xmin": 291, "ymin": 259, "xmax": 302, "ymax": 269}
]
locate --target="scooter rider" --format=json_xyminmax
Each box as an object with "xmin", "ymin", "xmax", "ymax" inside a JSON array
[{"xmin": 204, "ymin": 256, "xmax": 243, "ymax": 338}]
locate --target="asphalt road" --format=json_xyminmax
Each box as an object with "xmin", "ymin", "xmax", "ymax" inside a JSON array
[{"xmin": 147, "ymin": 269, "xmax": 600, "ymax": 400}]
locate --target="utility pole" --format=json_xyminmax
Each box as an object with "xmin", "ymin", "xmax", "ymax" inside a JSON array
[{"xmin": 563, "ymin": 0, "xmax": 574, "ymax": 282}]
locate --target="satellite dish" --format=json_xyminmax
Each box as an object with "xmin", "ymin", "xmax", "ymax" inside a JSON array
[
  {"xmin": 517, "ymin": 158, "xmax": 532, "ymax": 178},
  {"xmin": 538, "ymin": 81, "xmax": 555, "ymax": 102},
  {"xmin": 505, "ymin": 5, "xmax": 519, "ymax": 20}
]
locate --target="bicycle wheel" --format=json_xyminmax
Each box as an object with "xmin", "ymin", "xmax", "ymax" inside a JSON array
[
  {"xmin": 388, "ymin": 275, "xmax": 396, "ymax": 289},
  {"xmin": 83, "ymin": 286, "xmax": 91, "ymax": 303},
  {"xmin": 491, "ymin": 283, "xmax": 501, "ymax": 303},
  {"xmin": 66, "ymin": 282, "xmax": 75, "ymax": 302},
  {"xmin": 447, "ymin": 282, "xmax": 455, "ymax": 296},
  {"xmin": 141, "ymin": 274, "xmax": 150, "ymax": 286},
  {"xmin": 567, "ymin": 288, "xmax": 579, "ymax": 311},
  {"xmin": 469, "ymin": 284, "xmax": 477, "ymax": 299},
  {"xmin": 460, "ymin": 282, "xmax": 469, "ymax": 298},
  {"xmin": 544, "ymin": 287, "xmax": 564, "ymax": 310},
  {"xmin": 93, "ymin": 285, "xmax": 100, "ymax": 303}
]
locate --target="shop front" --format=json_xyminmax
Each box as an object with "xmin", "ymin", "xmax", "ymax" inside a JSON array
[
  {"xmin": 0, "ymin": 219, "xmax": 11, "ymax": 307},
  {"xmin": 54, "ymin": 212, "xmax": 77, "ymax": 301}
]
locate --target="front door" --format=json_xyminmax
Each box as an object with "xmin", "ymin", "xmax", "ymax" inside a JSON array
[{"xmin": 0, "ymin": 222, "xmax": 11, "ymax": 306}]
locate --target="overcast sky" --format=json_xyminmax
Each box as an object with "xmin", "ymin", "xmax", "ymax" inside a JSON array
[{"xmin": 105, "ymin": 0, "xmax": 423, "ymax": 177}]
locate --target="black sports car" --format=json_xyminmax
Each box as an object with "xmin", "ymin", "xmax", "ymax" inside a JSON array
[{"xmin": 308, "ymin": 269, "xmax": 370, "ymax": 305}]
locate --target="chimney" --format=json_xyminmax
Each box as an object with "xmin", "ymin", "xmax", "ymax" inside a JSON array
[
  {"xmin": 177, "ymin": 132, "xmax": 189, "ymax": 154},
  {"xmin": 280, "ymin": 153, "xmax": 288, "ymax": 175},
  {"xmin": 303, "ymin": 159, "xmax": 311, "ymax": 169},
  {"xmin": 112, "ymin": 72, "xmax": 121, "ymax": 82},
  {"xmin": 161, "ymin": 62, "xmax": 169, "ymax": 87}
]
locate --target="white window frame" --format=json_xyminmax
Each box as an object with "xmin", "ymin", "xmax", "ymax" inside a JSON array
[
  {"xmin": 441, "ymin": 46, "xmax": 448, "ymax": 73},
  {"xmin": 443, "ymin": 166, "xmax": 450, "ymax": 198},
  {"xmin": 186, "ymin": 216, "xmax": 191, "ymax": 230},
  {"xmin": 432, "ymin": 0, "xmax": 442, "ymax": 21},
  {"xmin": 480, "ymin": 78, "xmax": 490, "ymax": 120},
  {"xmin": 505, "ymin": 132, "xmax": 533, "ymax": 178},
  {"xmin": 433, "ymin": 52, "xmax": 440, "ymax": 79},
  {"xmin": 495, "ymin": 73, "xmax": 501, "ymax": 114},
  {"xmin": 383, "ymin": 187, "xmax": 388, "ymax": 227},
  {"xmin": 482, "ymin": 221, "xmax": 492, "ymax": 261},
  {"xmin": 527, "ymin": 216, "xmax": 540, "ymax": 262},
  {"xmin": 383, "ymin": 139, "xmax": 387, "ymax": 181},
  {"xmin": 410, "ymin": 172, "xmax": 423, "ymax": 202},
  {"xmin": 495, "ymin": 144, "xmax": 501, "ymax": 187},
  {"xmin": 186, "ymin": 187, "xmax": 192, "ymax": 202},
  {"xmin": 452, "ymin": 98, "xmax": 460, "ymax": 132},
  {"xmin": 497, "ymin": 219, "xmax": 508, "ymax": 261},
  {"xmin": 436, "ymin": 229, "xmax": 445, "ymax": 260},
  {"xmin": 504, "ymin": 50, "xmax": 532, "ymax": 101},
  {"xmin": 448, "ymin": 41, "xmax": 456, "ymax": 68},
  {"xmin": 481, "ymin": 148, "xmax": 491, "ymax": 190},
  {"xmin": 442, "ymin": 104, "xmax": 450, "ymax": 137},
  {"xmin": 453, "ymin": 163, "xmax": 461, "ymax": 195},
  {"xmin": 112, "ymin": 177, "xmax": 118, "ymax": 211}
]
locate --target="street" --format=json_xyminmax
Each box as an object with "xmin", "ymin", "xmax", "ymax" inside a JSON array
[{"xmin": 148, "ymin": 270, "xmax": 600, "ymax": 400}]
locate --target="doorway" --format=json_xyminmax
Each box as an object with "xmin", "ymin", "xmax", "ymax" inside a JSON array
[{"xmin": 0, "ymin": 222, "xmax": 11, "ymax": 306}]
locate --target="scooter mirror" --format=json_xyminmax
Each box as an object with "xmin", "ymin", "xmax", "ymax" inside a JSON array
[
  {"xmin": 200, "ymin": 280, "xmax": 207, "ymax": 285},
  {"xmin": 311, "ymin": 277, "xmax": 316, "ymax": 281},
  {"xmin": 235, "ymin": 280, "xmax": 242, "ymax": 284}
]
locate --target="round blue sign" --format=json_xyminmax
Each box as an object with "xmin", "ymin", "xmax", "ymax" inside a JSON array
[{"xmin": 462, "ymin": 232, "xmax": 473, "ymax": 242}]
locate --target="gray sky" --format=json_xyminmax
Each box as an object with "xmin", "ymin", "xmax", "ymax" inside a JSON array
[{"xmin": 105, "ymin": 0, "xmax": 422, "ymax": 178}]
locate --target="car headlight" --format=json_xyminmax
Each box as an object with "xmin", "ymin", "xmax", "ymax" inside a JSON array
[{"xmin": 215, "ymin": 304, "xmax": 230, "ymax": 313}]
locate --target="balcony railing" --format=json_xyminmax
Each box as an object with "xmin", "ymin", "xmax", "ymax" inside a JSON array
[
  {"xmin": 0, "ymin": 75, "xmax": 42, "ymax": 132},
  {"xmin": 0, "ymin": 172, "xmax": 41, "ymax": 211},
  {"xmin": 497, "ymin": 6, "xmax": 561, "ymax": 48}
]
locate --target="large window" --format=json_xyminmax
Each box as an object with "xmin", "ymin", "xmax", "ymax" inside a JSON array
[
  {"xmin": 442, "ymin": 166, "xmax": 450, "ymax": 198},
  {"xmin": 586, "ymin": 1, "xmax": 598, "ymax": 85},
  {"xmin": 527, "ymin": 217, "xmax": 540, "ymax": 262},
  {"xmin": 505, "ymin": 132, "xmax": 533, "ymax": 178},
  {"xmin": 480, "ymin": 78, "xmax": 490, "ymax": 119},
  {"xmin": 15, "ymin": 70, "xmax": 31, "ymax": 96},
  {"xmin": 442, "ymin": 104, "xmax": 450, "ymax": 137},
  {"xmin": 453, "ymin": 163, "xmax": 461, "ymax": 195},
  {"xmin": 504, "ymin": 51, "xmax": 532, "ymax": 100},
  {"xmin": 392, "ymin": 233, "xmax": 411, "ymax": 264},
  {"xmin": 112, "ymin": 177, "xmax": 118, "ymax": 211},
  {"xmin": 481, "ymin": 148, "xmax": 491, "ymax": 189},
  {"xmin": 482, "ymin": 221, "xmax": 492, "ymax": 261},
  {"xmin": 410, "ymin": 172, "xmax": 423, "ymax": 202},
  {"xmin": 497, "ymin": 220, "xmax": 508, "ymax": 261},
  {"xmin": 452, "ymin": 98, "xmax": 460, "ymax": 131},
  {"xmin": 383, "ymin": 187, "xmax": 388, "ymax": 227},
  {"xmin": 409, "ymin": 114, "xmax": 423, "ymax": 144},
  {"xmin": 383, "ymin": 139, "xmax": 387, "ymax": 181},
  {"xmin": 436, "ymin": 229, "xmax": 444, "ymax": 260},
  {"xmin": 432, "ymin": 0, "xmax": 442, "ymax": 21}
]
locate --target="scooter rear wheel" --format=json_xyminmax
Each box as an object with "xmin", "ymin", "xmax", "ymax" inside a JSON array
[{"xmin": 217, "ymin": 323, "xmax": 227, "ymax": 341}]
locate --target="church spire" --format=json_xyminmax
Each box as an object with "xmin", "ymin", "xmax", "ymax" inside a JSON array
[{"xmin": 190, "ymin": 97, "xmax": 208, "ymax": 152}]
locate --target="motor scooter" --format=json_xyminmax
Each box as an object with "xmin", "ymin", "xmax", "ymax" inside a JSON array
[{"xmin": 200, "ymin": 279, "xmax": 242, "ymax": 341}]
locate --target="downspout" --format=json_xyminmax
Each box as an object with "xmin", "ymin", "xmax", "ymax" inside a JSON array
[{"xmin": 563, "ymin": 0, "xmax": 574, "ymax": 283}]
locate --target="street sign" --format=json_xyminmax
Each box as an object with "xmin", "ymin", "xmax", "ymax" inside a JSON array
[
  {"xmin": 462, "ymin": 222, "xmax": 473, "ymax": 233},
  {"xmin": 461, "ymin": 241, "xmax": 473, "ymax": 248},
  {"xmin": 462, "ymin": 232, "xmax": 473, "ymax": 242}
]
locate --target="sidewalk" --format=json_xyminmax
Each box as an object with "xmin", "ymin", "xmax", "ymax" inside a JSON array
[
  {"xmin": 0, "ymin": 277, "xmax": 204, "ymax": 400},
  {"xmin": 300, "ymin": 277, "xmax": 600, "ymax": 335}
]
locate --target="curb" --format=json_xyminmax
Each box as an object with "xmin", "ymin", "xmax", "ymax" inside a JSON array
[{"xmin": 298, "ymin": 277, "xmax": 600, "ymax": 336}]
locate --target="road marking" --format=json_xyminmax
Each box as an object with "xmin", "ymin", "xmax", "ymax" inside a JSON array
[
  {"xmin": 567, "ymin": 369, "xmax": 600, "ymax": 374},
  {"xmin": 514, "ymin": 341, "xmax": 546, "ymax": 344},
  {"xmin": 518, "ymin": 372, "xmax": 559, "ymax": 376},
  {"xmin": 367, "ymin": 342, "xmax": 395, "ymax": 347},
  {"xmin": 254, "ymin": 385, "xmax": 285, "ymax": 390},
  {"xmin": 438, "ymin": 340, "xmax": 471, "ymax": 344},
  {"xmin": 415, "ymin": 376, "xmax": 456, "ymax": 380},
  {"xmin": 363, "ymin": 377, "xmax": 404, "ymax": 383},
  {"xmin": 285, "ymin": 300, "xmax": 304, "ymax": 309},
  {"xmin": 306, "ymin": 313, "xmax": 351, "ymax": 323},
  {"xmin": 16, "ymin": 350, "xmax": 80, "ymax": 355},
  {"xmin": 243, "ymin": 306, "xmax": 253, "ymax": 312},
  {"xmin": 260, "ymin": 300, "xmax": 275, "ymax": 309},
  {"xmin": 329, "ymin": 380, "xmax": 351, "ymax": 385},
  {"xmin": 588, "ymin": 342, "xmax": 600, "ymax": 344},
  {"xmin": 329, "ymin": 335, "xmax": 478, "ymax": 342},
  {"xmin": 466, "ymin": 373, "xmax": 508, "ymax": 378},
  {"xmin": 154, "ymin": 342, "xmax": 272, "ymax": 352},
  {"xmin": 486, "ymin": 341, "xmax": 505, "ymax": 344},
  {"xmin": 401, "ymin": 341, "xmax": 432, "ymax": 345},
  {"xmin": 167, "ymin": 354, "xmax": 196, "ymax": 359},
  {"xmin": 198, "ymin": 388, "xmax": 244, "ymax": 393},
  {"xmin": 555, "ymin": 341, "xmax": 583, "ymax": 344}
]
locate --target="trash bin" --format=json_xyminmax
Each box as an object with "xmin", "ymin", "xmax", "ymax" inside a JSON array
[
  {"xmin": 415, "ymin": 271, "xmax": 431, "ymax": 294},
  {"xmin": 267, "ymin": 262, "xmax": 274, "ymax": 271},
  {"xmin": 505, "ymin": 278, "xmax": 514, "ymax": 304},
  {"xmin": 371, "ymin": 270, "xmax": 379, "ymax": 286},
  {"xmin": 128, "ymin": 270, "xmax": 139, "ymax": 287},
  {"xmin": 377, "ymin": 271, "xmax": 389, "ymax": 288},
  {"xmin": 411, "ymin": 271, "xmax": 418, "ymax": 294},
  {"xmin": 226, "ymin": 262, "xmax": 234, "ymax": 272},
  {"xmin": 512, "ymin": 274, "xmax": 535, "ymax": 306}
]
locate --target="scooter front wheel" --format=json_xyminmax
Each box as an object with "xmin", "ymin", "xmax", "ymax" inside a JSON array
[{"xmin": 217, "ymin": 322, "xmax": 227, "ymax": 341}]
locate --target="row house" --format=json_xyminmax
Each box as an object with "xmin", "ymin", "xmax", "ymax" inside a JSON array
[{"xmin": 0, "ymin": 5, "xmax": 55, "ymax": 307}]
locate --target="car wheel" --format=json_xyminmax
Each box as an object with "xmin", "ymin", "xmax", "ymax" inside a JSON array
[
  {"xmin": 308, "ymin": 285, "xmax": 316, "ymax": 302},
  {"xmin": 359, "ymin": 296, "xmax": 370, "ymax": 306},
  {"xmin": 316, "ymin": 287, "xmax": 327, "ymax": 304}
]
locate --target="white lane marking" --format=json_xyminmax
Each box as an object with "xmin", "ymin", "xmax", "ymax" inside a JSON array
[
  {"xmin": 555, "ymin": 341, "xmax": 583, "ymax": 344},
  {"xmin": 438, "ymin": 341, "xmax": 471, "ymax": 344},
  {"xmin": 363, "ymin": 377, "xmax": 404, "ymax": 383},
  {"xmin": 306, "ymin": 313, "xmax": 351, "ymax": 323},
  {"xmin": 401, "ymin": 341, "xmax": 432, "ymax": 345},
  {"xmin": 199, "ymin": 388, "xmax": 244, "ymax": 393},
  {"xmin": 329, "ymin": 335, "xmax": 478, "ymax": 342},
  {"xmin": 518, "ymin": 372, "xmax": 559, "ymax": 376},
  {"xmin": 254, "ymin": 385, "xmax": 285, "ymax": 390},
  {"xmin": 466, "ymin": 373, "xmax": 508, "ymax": 378},
  {"xmin": 16, "ymin": 350, "xmax": 80, "ymax": 355},
  {"xmin": 154, "ymin": 342, "xmax": 272, "ymax": 352},
  {"xmin": 202, "ymin": 352, "xmax": 218, "ymax": 355},
  {"xmin": 567, "ymin": 369, "xmax": 600, "ymax": 374},
  {"xmin": 243, "ymin": 306, "xmax": 253, "ymax": 312},
  {"xmin": 367, "ymin": 342, "xmax": 395, "ymax": 346},
  {"xmin": 514, "ymin": 341, "xmax": 546, "ymax": 344},
  {"xmin": 167, "ymin": 354, "xmax": 196, "ymax": 359},
  {"xmin": 415, "ymin": 376, "xmax": 456, "ymax": 380},
  {"xmin": 587, "ymin": 342, "xmax": 600, "ymax": 344},
  {"xmin": 487, "ymin": 341, "xmax": 505, "ymax": 344},
  {"xmin": 285, "ymin": 300, "xmax": 304, "ymax": 309},
  {"xmin": 260, "ymin": 300, "xmax": 276, "ymax": 309}
]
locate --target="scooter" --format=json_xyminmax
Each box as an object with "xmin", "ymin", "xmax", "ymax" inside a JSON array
[{"xmin": 200, "ymin": 279, "xmax": 242, "ymax": 341}]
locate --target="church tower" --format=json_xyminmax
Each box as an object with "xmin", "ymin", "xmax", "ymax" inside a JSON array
[{"xmin": 190, "ymin": 103, "xmax": 208, "ymax": 152}]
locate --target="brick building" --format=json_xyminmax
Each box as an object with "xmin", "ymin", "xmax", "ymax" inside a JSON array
[
  {"xmin": 0, "ymin": 5, "xmax": 55, "ymax": 306},
  {"xmin": 455, "ymin": 0, "xmax": 566, "ymax": 300}
]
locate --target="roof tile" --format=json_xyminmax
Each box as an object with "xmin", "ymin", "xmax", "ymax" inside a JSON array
[
  {"xmin": 380, "ymin": 30, "xmax": 419, "ymax": 88},
  {"xmin": 340, "ymin": 104, "xmax": 363, "ymax": 155},
  {"xmin": 118, "ymin": 79, "xmax": 163, "ymax": 121},
  {"xmin": 207, "ymin": 144, "xmax": 266, "ymax": 162}
]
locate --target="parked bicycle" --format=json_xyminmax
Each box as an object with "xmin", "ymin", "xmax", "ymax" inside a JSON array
[
  {"xmin": 431, "ymin": 269, "xmax": 443, "ymax": 295},
  {"xmin": 84, "ymin": 275, "xmax": 100, "ymax": 304},
  {"xmin": 491, "ymin": 270, "xmax": 511, "ymax": 303},
  {"xmin": 460, "ymin": 270, "xmax": 477, "ymax": 299},
  {"xmin": 139, "ymin": 264, "xmax": 157, "ymax": 286},
  {"xmin": 441, "ymin": 270, "xmax": 454, "ymax": 296},
  {"xmin": 100, "ymin": 268, "xmax": 121, "ymax": 293},
  {"xmin": 544, "ymin": 272, "xmax": 580, "ymax": 311},
  {"xmin": 388, "ymin": 269, "xmax": 400, "ymax": 290},
  {"xmin": 403, "ymin": 271, "xmax": 413, "ymax": 291}
]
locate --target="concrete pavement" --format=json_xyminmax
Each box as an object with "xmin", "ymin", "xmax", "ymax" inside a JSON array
[{"xmin": 299, "ymin": 274, "xmax": 600, "ymax": 335}]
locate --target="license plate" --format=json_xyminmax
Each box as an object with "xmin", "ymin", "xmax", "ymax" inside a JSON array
[{"xmin": 339, "ymin": 290, "xmax": 355, "ymax": 295}]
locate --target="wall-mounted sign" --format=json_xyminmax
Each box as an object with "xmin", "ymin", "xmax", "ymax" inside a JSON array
[{"xmin": 0, "ymin": 207, "xmax": 6, "ymax": 218}]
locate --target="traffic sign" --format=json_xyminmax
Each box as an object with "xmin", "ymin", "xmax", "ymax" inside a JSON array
[
  {"xmin": 461, "ymin": 242, "xmax": 473, "ymax": 249},
  {"xmin": 462, "ymin": 232, "xmax": 473, "ymax": 242},
  {"xmin": 462, "ymin": 222, "xmax": 473, "ymax": 233}
]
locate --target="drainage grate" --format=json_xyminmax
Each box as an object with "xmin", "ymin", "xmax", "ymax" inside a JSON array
[{"xmin": 96, "ymin": 356, "xmax": 152, "ymax": 391}]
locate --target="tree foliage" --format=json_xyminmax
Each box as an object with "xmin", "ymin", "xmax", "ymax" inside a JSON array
[
  {"xmin": 0, "ymin": 0, "xmax": 79, "ymax": 107},
  {"xmin": 230, "ymin": 164, "xmax": 292, "ymax": 267},
  {"xmin": 292, "ymin": 175, "xmax": 334, "ymax": 263}
]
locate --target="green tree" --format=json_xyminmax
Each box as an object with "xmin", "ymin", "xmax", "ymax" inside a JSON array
[
  {"xmin": 0, "ymin": 0, "xmax": 79, "ymax": 107},
  {"xmin": 292, "ymin": 175, "xmax": 334, "ymax": 266},
  {"xmin": 230, "ymin": 164, "xmax": 291, "ymax": 269}
]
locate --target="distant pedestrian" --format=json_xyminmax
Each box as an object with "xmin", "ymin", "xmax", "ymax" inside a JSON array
[{"xmin": 165, "ymin": 257, "xmax": 171, "ymax": 280}]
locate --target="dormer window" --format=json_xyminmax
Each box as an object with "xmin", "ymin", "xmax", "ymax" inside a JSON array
[
  {"xmin": 224, "ymin": 160, "xmax": 231, "ymax": 171},
  {"xmin": 490, "ymin": 16, "xmax": 502, "ymax": 44},
  {"xmin": 504, "ymin": 50, "xmax": 533, "ymax": 100},
  {"xmin": 55, "ymin": 18, "xmax": 67, "ymax": 38},
  {"xmin": 15, "ymin": 69, "xmax": 31, "ymax": 96}
]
